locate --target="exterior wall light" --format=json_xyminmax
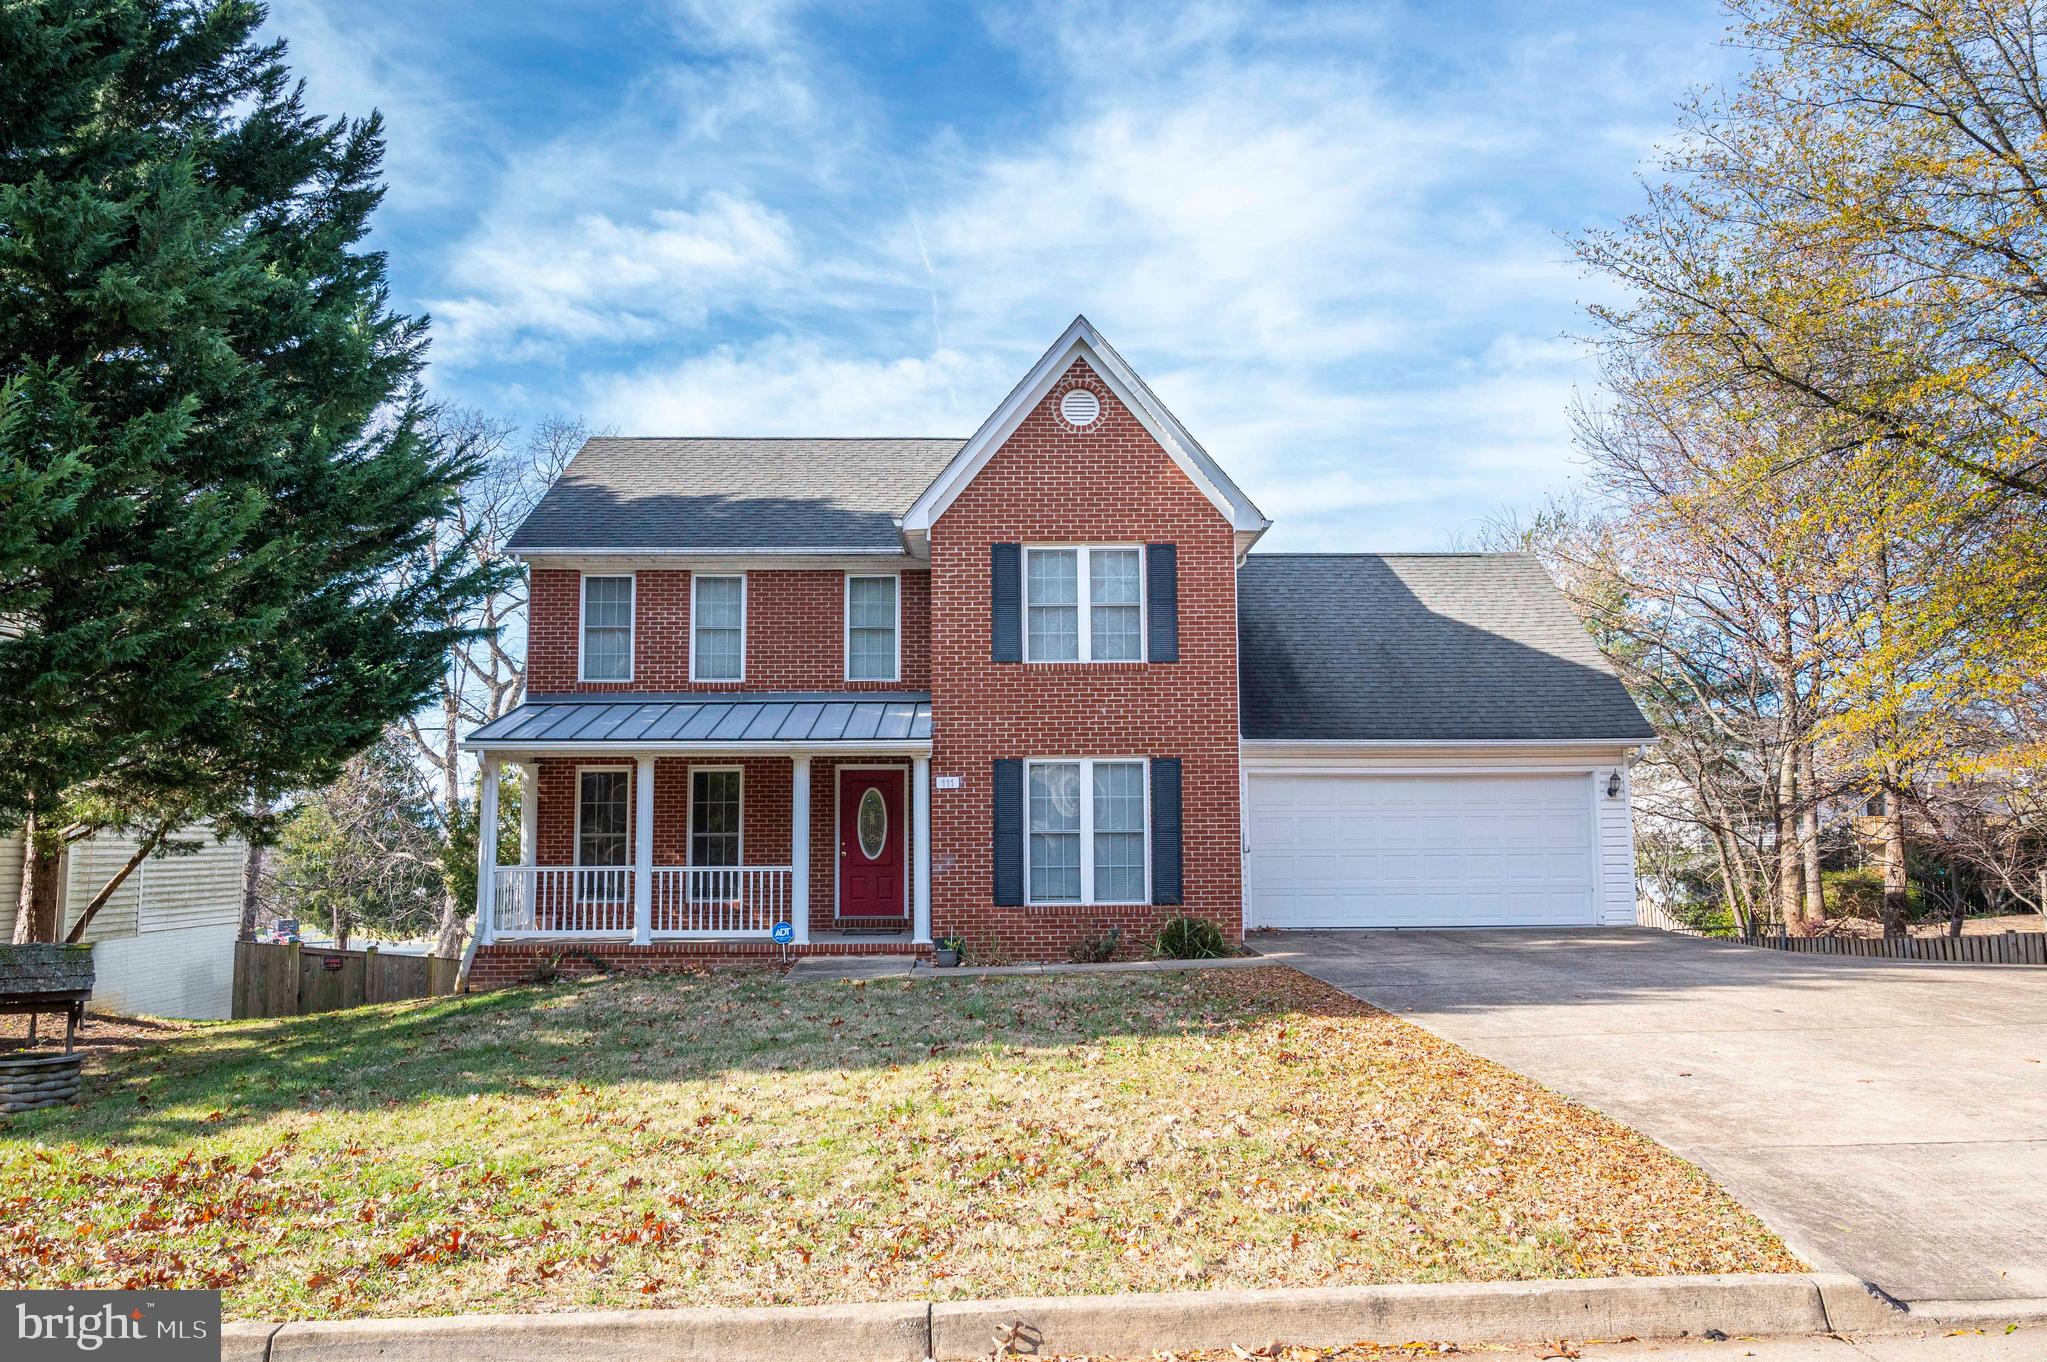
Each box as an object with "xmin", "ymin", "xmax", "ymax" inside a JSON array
[{"xmin": 1605, "ymin": 772, "xmax": 1623, "ymax": 799}]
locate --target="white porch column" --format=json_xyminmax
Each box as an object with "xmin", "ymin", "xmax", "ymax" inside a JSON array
[
  {"xmin": 790, "ymin": 755, "xmax": 812, "ymax": 944},
  {"xmin": 475, "ymin": 758, "xmax": 501, "ymax": 945},
  {"xmin": 913, "ymin": 755, "xmax": 932, "ymax": 944},
  {"xmin": 633, "ymin": 756, "xmax": 655, "ymax": 945},
  {"xmin": 518, "ymin": 762, "xmax": 538, "ymax": 864}
]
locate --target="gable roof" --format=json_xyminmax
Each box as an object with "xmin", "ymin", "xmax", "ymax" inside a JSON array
[
  {"xmin": 900, "ymin": 315, "xmax": 1268, "ymax": 537},
  {"xmin": 1237, "ymin": 553, "xmax": 1655, "ymax": 743},
  {"xmin": 507, "ymin": 438, "xmax": 964, "ymax": 554}
]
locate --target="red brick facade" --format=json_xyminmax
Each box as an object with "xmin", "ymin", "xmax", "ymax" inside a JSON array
[
  {"xmin": 527, "ymin": 567, "xmax": 930, "ymax": 693},
  {"xmin": 495, "ymin": 353, "xmax": 1243, "ymax": 977},
  {"xmin": 925, "ymin": 358, "xmax": 1242, "ymax": 960}
]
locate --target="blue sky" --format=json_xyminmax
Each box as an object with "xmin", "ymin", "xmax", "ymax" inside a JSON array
[{"xmin": 264, "ymin": 0, "xmax": 1740, "ymax": 550}]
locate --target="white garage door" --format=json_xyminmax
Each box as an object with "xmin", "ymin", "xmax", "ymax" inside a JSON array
[{"xmin": 1247, "ymin": 772, "xmax": 1598, "ymax": 929}]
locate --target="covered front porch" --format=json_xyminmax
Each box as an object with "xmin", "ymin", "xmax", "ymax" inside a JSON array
[{"xmin": 464, "ymin": 694, "xmax": 933, "ymax": 955}]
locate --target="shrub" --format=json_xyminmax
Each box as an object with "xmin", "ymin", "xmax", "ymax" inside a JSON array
[
  {"xmin": 1067, "ymin": 925, "xmax": 1123, "ymax": 964},
  {"xmin": 1664, "ymin": 900, "xmax": 1738, "ymax": 937},
  {"xmin": 1152, "ymin": 915, "xmax": 1228, "ymax": 960}
]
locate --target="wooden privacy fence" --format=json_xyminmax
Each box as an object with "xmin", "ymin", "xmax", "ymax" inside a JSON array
[
  {"xmin": 233, "ymin": 941, "xmax": 461, "ymax": 1019},
  {"xmin": 1738, "ymin": 928, "xmax": 2046, "ymax": 966}
]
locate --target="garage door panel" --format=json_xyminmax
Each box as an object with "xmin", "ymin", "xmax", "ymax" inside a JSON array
[{"xmin": 1248, "ymin": 772, "xmax": 1597, "ymax": 929}]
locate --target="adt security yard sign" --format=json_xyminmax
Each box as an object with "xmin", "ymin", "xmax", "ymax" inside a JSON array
[{"xmin": 771, "ymin": 921, "xmax": 795, "ymax": 945}]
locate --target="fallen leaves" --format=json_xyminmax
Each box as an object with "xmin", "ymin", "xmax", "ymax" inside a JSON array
[{"xmin": 0, "ymin": 968, "xmax": 1797, "ymax": 1321}]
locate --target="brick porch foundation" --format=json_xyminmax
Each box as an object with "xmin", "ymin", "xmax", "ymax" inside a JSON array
[{"xmin": 466, "ymin": 939, "xmax": 931, "ymax": 989}]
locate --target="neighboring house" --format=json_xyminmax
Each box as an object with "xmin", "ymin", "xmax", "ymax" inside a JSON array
[
  {"xmin": 462, "ymin": 317, "xmax": 1653, "ymax": 980},
  {"xmin": 0, "ymin": 829, "xmax": 246, "ymax": 1019}
]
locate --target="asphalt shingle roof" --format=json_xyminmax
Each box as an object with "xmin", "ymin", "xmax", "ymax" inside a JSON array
[
  {"xmin": 1236, "ymin": 553, "xmax": 1654, "ymax": 742},
  {"xmin": 507, "ymin": 438, "xmax": 966, "ymax": 553}
]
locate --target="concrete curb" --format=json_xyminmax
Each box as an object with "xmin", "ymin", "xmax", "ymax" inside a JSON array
[
  {"xmin": 931, "ymin": 1273, "xmax": 1841, "ymax": 1359},
  {"xmin": 211, "ymin": 1272, "xmax": 1933, "ymax": 1361},
  {"xmin": 1902, "ymin": 1297, "xmax": 2047, "ymax": 1328},
  {"xmin": 261, "ymin": 1301, "xmax": 929, "ymax": 1362}
]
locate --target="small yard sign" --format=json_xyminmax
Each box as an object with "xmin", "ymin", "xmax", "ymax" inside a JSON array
[{"xmin": 771, "ymin": 922, "xmax": 795, "ymax": 945}]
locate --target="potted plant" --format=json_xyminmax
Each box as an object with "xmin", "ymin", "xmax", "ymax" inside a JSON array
[{"xmin": 933, "ymin": 935, "xmax": 966, "ymax": 968}]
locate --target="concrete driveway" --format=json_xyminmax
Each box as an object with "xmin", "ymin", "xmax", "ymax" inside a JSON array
[{"xmin": 1253, "ymin": 928, "xmax": 2047, "ymax": 1305}]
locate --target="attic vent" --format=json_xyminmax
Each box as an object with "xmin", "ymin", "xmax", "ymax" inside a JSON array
[{"xmin": 1060, "ymin": 388, "xmax": 1101, "ymax": 428}]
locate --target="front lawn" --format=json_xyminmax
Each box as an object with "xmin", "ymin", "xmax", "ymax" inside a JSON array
[{"xmin": 0, "ymin": 967, "xmax": 1797, "ymax": 1319}]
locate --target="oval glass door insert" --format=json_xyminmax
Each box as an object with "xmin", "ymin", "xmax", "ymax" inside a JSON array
[{"xmin": 857, "ymin": 787, "xmax": 887, "ymax": 859}]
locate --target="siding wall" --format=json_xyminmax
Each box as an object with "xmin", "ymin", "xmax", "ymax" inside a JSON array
[
  {"xmin": 91, "ymin": 923, "xmax": 238, "ymax": 1020},
  {"xmin": 0, "ymin": 828, "xmax": 244, "ymax": 1018}
]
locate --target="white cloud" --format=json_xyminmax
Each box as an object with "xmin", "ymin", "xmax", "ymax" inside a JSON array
[
  {"xmin": 585, "ymin": 339, "xmax": 1002, "ymax": 436},
  {"xmin": 429, "ymin": 195, "xmax": 801, "ymax": 363},
  {"xmin": 411, "ymin": 0, "xmax": 1729, "ymax": 549}
]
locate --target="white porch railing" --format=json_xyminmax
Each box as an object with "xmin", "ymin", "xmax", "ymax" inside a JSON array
[
  {"xmin": 490, "ymin": 866, "xmax": 635, "ymax": 937},
  {"xmin": 486, "ymin": 865, "xmax": 794, "ymax": 939},
  {"xmin": 652, "ymin": 866, "xmax": 793, "ymax": 937}
]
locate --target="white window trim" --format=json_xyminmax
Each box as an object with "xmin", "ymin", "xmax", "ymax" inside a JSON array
[
  {"xmin": 684, "ymin": 764, "xmax": 744, "ymax": 866},
  {"xmin": 1023, "ymin": 756, "xmax": 1151, "ymax": 906},
  {"xmin": 573, "ymin": 765, "xmax": 632, "ymax": 867},
  {"xmin": 689, "ymin": 573, "xmax": 747, "ymax": 683},
  {"xmin": 843, "ymin": 572, "xmax": 902, "ymax": 683},
  {"xmin": 578, "ymin": 574, "xmax": 635, "ymax": 683},
  {"xmin": 1022, "ymin": 544, "xmax": 1146, "ymax": 664}
]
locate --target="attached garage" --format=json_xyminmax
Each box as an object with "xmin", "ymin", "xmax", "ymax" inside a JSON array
[
  {"xmin": 1246, "ymin": 771, "xmax": 1598, "ymax": 929},
  {"xmin": 1236, "ymin": 553, "xmax": 1657, "ymax": 931}
]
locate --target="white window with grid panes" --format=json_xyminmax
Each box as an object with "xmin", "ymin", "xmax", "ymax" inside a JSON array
[
  {"xmin": 1024, "ymin": 546, "xmax": 1143, "ymax": 662},
  {"xmin": 1025, "ymin": 758, "xmax": 1148, "ymax": 904},
  {"xmin": 580, "ymin": 576, "xmax": 634, "ymax": 681},
  {"xmin": 691, "ymin": 574, "xmax": 745, "ymax": 681},
  {"xmin": 844, "ymin": 574, "xmax": 899, "ymax": 681},
  {"xmin": 575, "ymin": 768, "xmax": 630, "ymax": 866}
]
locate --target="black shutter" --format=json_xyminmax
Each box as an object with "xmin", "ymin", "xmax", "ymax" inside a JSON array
[
  {"xmin": 992, "ymin": 759, "xmax": 1024, "ymax": 905},
  {"xmin": 1150, "ymin": 757, "xmax": 1183, "ymax": 905},
  {"xmin": 991, "ymin": 543, "xmax": 1022, "ymax": 662},
  {"xmin": 1146, "ymin": 543, "xmax": 1178, "ymax": 662}
]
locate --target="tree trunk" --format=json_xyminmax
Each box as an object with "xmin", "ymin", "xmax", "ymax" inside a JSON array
[
  {"xmin": 430, "ymin": 697, "xmax": 468, "ymax": 959},
  {"xmin": 1798, "ymin": 744, "xmax": 1826, "ymax": 925},
  {"xmin": 11, "ymin": 806, "xmax": 66, "ymax": 945},
  {"xmin": 1775, "ymin": 744, "xmax": 1807, "ymax": 934},
  {"xmin": 65, "ymin": 821, "xmax": 172, "ymax": 944},
  {"xmin": 238, "ymin": 797, "xmax": 269, "ymax": 942},
  {"xmin": 1878, "ymin": 783, "xmax": 1910, "ymax": 938},
  {"xmin": 1710, "ymin": 825, "xmax": 1750, "ymax": 935},
  {"xmin": 332, "ymin": 901, "xmax": 351, "ymax": 951}
]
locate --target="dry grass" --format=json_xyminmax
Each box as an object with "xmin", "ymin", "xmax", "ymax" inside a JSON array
[{"xmin": 0, "ymin": 967, "xmax": 1797, "ymax": 1320}]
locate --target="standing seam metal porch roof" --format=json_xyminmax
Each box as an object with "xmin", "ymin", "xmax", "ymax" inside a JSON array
[{"xmin": 464, "ymin": 693, "xmax": 932, "ymax": 748}]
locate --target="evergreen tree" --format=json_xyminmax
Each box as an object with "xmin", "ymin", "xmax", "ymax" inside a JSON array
[{"xmin": 0, "ymin": 0, "xmax": 508, "ymax": 939}]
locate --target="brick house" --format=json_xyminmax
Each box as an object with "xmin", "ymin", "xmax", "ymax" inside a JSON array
[{"xmin": 463, "ymin": 318, "xmax": 1653, "ymax": 981}]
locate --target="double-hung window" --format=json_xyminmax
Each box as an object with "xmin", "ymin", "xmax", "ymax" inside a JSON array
[
  {"xmin": 691, "ymin": 574, "xmax": 745, "ymax": 681},
  {"xmin": 1025, "ymin": 758, "xmax": 1148, "ymax": 904},
  {"xmin": 576, "ymin": 769, "xmax": 630, "ymax": 902},
  {"xmin": 580, "ymin": 576, "xmax": 634, "ymax": 681},
  {"xmin": 845, "ymin": 575, "xmax": 899, "ymax": 681},
  {"xmin": 689, "ymin": 767, "xmax": 742, "ymax": 900},
  {"xmin": 1024, "ymin": 547, "xmax": 1143, "ymax": 662}
]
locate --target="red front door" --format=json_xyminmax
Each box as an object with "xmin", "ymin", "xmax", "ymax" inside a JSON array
[{"xmin": 838, "ymin": 767, "xmax": 907, "ymax": 919}]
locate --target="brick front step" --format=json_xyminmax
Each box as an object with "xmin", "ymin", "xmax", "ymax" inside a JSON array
[{"xmin": 467, "ymin": 940, "xmax": 930, "ymax": 989}]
